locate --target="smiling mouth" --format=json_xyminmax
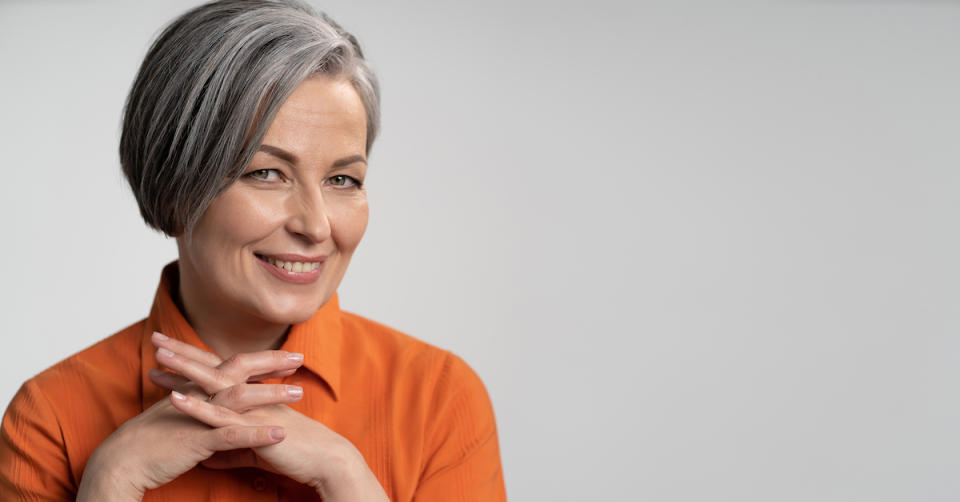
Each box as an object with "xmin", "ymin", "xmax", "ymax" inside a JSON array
[{"xmin": 255, "ymin": 253, "xmax": 323, "ymax": 273}]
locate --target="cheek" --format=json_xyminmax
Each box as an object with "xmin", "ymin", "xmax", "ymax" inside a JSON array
[
  {"xmin": 330, "ymin": 197, "xmax": 369, "ymax": 251},
  {"xmin": 199, "ymin": 189, "xmax": 287, "ymax": 250}
]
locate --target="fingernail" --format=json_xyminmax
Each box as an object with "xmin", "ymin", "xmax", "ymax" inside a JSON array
[
  {"xmin": 152, "ymin": 331, "xmax": 169, "ymax": 341},
  {"xmin": 287, "ymin": 352, "xmax": 304, "ymax": 363},
  {"xmin": 171, "ymin": 391, "xmax": 187, "ymax": 402},
  {"xmin": 269, "ymin": 428, "xmax": 286, "ymax": 441},
  {"xmin": 157, "ymin": 348, "xmax": 175, "ymax": 358},
  {"xmin": 286, "ymin": 385, "xmax": 303, "ymax": 398}
]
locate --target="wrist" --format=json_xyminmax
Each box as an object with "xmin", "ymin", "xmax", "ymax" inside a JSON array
[
  {"xmin": 77, "ymin": 450, "xmax": 144, "ymax": 502},
  {"xmin": 311, "ymin": 447, "xmax": 387, "ymax": 501}
]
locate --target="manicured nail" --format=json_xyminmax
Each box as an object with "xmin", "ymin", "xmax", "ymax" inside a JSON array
[
  {"xmin": 157, "ymin": 348, "xmax": 175, "ymax": 358},
  {"xmin": 287, "ymin": 352, "xmax": 304, "ymax": 363},
  {"xmin": 286, "ymin": 385, "xmax": 303, "ymax": 398},
  {"xmin": 152, "ymin": 331, "xmax": 169, "ymax": 341},
  {"xmin": 171, "ymin": 391, "xmax": 187, "ymax": 402},
  {"xmin": 269, "ymin": 428, "xmax": 286, "ymax": 441}
]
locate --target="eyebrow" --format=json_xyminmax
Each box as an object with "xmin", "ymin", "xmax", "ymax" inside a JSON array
[{"xmin": 258, "ymin": 144, "xmax": 366, "ymax": 168}]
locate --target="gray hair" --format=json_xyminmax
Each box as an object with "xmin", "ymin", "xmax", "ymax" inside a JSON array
[{"xmin": 120, "ymin": 0, "xmax": 380, "ymax": 236}]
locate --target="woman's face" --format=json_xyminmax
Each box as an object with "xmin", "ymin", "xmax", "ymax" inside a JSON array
[{"xmin": 177, "ymin": 75, "xmax": 369, "ymax": 325}]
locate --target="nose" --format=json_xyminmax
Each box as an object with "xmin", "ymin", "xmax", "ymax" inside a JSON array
[{"xmin": 285, "ymin": 185, "xmax": 331, "ymax": 243}]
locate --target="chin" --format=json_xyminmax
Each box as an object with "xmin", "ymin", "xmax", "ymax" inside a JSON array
[
  {"xmin": 253, "ymin": 295, "xmax": 326, "ymax": 325},
  {"xmin": 256, "ymin": 309, "xmax": 315, "ymax": 326}
]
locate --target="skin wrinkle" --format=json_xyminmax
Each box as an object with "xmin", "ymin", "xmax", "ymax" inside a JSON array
[{"xmin": 176, "ymin": 75, "xmax": 369, "ymax": 360}]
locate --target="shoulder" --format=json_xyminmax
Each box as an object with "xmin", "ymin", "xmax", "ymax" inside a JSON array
[
  {"xmin": 1, "ymin": 320, "xmax": 146, "ymax": 497},
  {"xmin": 338, "ymin": 309, "xmax": 447, "ymax": 375},
  {"xmin": 337, "ymin": 309, "xmax": 491, "ymax": 409},
  {"xmin": 342, "ymin": 312, "xmax": 507, "ymax": 497},
  {"xmin": 20, "ymin": 319, "xmax": 145, "ymax": 413},
  {"xmin": 339, "ymin": 308, "xmax": 435, "ymax": 354}
]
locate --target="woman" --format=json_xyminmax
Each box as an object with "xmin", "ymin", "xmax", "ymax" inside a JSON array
[{"xmin": 0, "ymin": 1, "xmax": 506, "ymax": 500}]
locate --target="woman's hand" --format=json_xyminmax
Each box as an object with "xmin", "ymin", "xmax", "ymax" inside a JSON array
[
  {"xmin": 75, "ymin": 385, "xmax": 295, "ymax": 502},
  {"xmin": 75, "ymin": 333, "xmax": 306, "ymax": 502},
  {"xmin": 150, "ymin": 334, "xmax": 389, "ymax": 501}
]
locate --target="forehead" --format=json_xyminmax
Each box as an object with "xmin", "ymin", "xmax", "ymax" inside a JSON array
[{"xmin": 261, "ymin": 76, "xmax": 367, "ymax": 157}]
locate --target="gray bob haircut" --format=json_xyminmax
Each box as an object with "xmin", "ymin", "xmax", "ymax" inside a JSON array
[{"xmin": 120, "ymin": 0, "xmax": 380, "ymax": 236}]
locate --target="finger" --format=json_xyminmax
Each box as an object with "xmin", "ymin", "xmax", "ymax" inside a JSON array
[
  {"xmin": 157, "ymin": 348, "xmax": 229, "ymax": 394},
  {"xmin": 211, "ymin": 384, "xmax": 303, "ymax": 412},
  {"xmin": 151, "ymin": 331, "xmax": 223, "ymax": 367},
  {"xmin": 158, "ymin": 348, "xmax": 304, "ymax": 394},
  {"xmin": 148, "ymin": 368, "xmax": 190, "ymax": 390},
  {"xmin": 170, "ymin": 390, "xmax": 243, "ymax": 428},
  {"xmin": 247, "ymin": 367, "xmax": 298, "ymax": 382},
  {"xmin": 197, "ymin": 425, "xmax": 286, "ymax": 454},
  {"xmin": 149, "ymin": 370, "xmax": 208, "ymax": 400},
  {"xmin": 217, "ymin": 351, "xmax": 304, "ymax": 383}
]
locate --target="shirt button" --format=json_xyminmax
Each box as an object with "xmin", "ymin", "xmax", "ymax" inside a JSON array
[{"xmin": 252, "ymin": 476, "xmax": 267, "ymax": 491}]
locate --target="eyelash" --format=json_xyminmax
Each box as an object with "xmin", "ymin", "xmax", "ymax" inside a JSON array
[
  {"xmin": 244, "ymin": 169, "xmax": 363, "ymax": 189},
  {"xmin": 329, "ymin": 174, "xmax": 362, "ymax": 188},
  {"xmin": 245, "ymin": 169, "xmax": 281, "ymax": 182}
]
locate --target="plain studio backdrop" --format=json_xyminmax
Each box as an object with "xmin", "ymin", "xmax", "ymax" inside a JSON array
[{"xmin": 1, "ymin": 0, "xmax": 958, "ymax": 500}]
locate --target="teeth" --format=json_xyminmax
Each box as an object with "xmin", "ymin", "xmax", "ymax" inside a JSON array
[{"xmin": 263, "ymin": 256, "xmax": 321, "ymax": 273}]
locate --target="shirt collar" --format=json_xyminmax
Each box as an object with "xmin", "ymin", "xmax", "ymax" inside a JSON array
[{"xmin": 140, "ymin": 260, "xmax": 343, "ymax": 409}]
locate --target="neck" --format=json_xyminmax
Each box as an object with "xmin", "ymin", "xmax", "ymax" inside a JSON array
[{"xmin": 173, "ymin": 260, "xmax": 290, "ymax": 359}]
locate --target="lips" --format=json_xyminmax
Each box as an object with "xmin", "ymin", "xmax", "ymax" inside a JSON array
[{"xmin": 255, "ymin": 253, "xmax": 325, "ymax": 284}]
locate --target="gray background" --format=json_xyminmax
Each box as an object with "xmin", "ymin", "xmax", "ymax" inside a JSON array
[{"xmin": 1, "ymin": 1, "xmax": 958, "ymax": 500}]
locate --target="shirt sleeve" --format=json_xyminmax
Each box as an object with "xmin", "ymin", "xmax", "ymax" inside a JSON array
[
  {"xmin": 0, "ymin": 379, "xmax": 75, "ymax": 501},
  {"xmin": 413, "ymin": 352, "xmax": 507, "ymax": 502}
]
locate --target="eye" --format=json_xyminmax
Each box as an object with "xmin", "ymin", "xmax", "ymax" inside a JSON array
[
  {"xmin": 245, "ymin": 168, "xmax": 280, "ymax": 181},
  {"xmin": 329, "ymin": 175, "xmax": 362, "ymax": 188}
]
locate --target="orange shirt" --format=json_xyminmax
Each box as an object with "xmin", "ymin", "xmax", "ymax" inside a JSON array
[{"xmin": 0, "ymin": 262, "xmax": 506, "ymax": 501}]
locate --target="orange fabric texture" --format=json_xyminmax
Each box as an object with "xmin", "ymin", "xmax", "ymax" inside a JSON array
[{"xmin": 0, "ymin": 262, "xmax": 506, "ymax": 501}]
